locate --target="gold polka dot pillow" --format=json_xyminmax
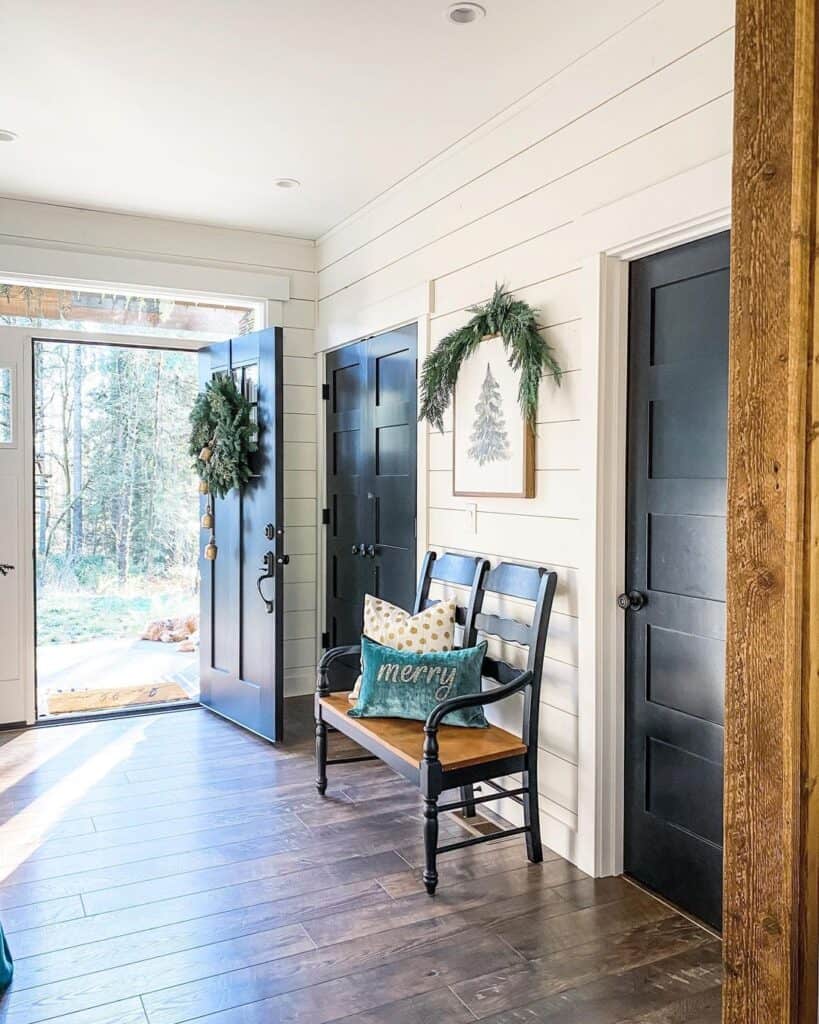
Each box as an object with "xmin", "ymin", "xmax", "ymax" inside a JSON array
[{"xmin": 348, "ymin": 595, "xmax": 457, "ymax": 701}]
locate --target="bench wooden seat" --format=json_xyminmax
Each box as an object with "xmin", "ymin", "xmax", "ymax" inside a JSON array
[
  {"xmin": 319, "ymin": 692, "xmax": 527, "ymax": 772},
  {"xmin": 315, "ymin": 551, "xmax": 558, "ymax": 895}
]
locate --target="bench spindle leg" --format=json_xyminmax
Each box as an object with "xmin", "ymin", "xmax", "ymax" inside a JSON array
[
  {"xmin": 461, "ymin": 784, "xmax": 477, "ymax": 818},
  {"xmin": 423, "ymin": 796, "xmax": 439, "ymax": 895},
  {"xmin": 523, "ymin": 764, "xmax": 542, "ymax": 863},
  {"xmin": 315, "ymin": 715, "xmax": 328, "ymax": 796}
]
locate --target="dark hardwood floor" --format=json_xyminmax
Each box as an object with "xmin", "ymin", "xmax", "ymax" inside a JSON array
[{"xmin": 0, "ymin": 699, "xmax": 722, "ymax": 1024}]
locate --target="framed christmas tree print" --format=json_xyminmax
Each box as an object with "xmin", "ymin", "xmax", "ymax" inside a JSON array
[{"xmin": 452, "ymin": 335, "xmax": 535, "ymax": 497}]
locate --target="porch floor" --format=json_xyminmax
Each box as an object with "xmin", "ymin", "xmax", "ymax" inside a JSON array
[
  {"xmin": 36, "ymin": 638, "xmax": 199, "ymax": 718},
  {"xmin": 0, "ymin": 699, "xmax": 721, "ymax": 1024}
]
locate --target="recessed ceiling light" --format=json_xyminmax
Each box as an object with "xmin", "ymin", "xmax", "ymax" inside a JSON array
[
  {"xmin": 0, "ymin": 130, "xmax": 18, "ymax": 143},
  {"xmin": 446, "ymin": 2, "xmax": 486, "ymax": 24},
  {"xmin": 273, "ymin": 177, "xmax": 300, "ymax": 190}
]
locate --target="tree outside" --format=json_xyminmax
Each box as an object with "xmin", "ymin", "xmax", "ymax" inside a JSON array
[
  {"xmin": 34, "ymin": 341, "xmax": 201, "ymax": 713},
  {"xmin": 468, "ymin": 363, "xmax": 511, "ymax": 466}
]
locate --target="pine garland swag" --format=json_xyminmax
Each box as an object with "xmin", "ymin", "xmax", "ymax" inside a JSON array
[
  {"xmin": 418, "ymin": 283, "xmax": 562, "ymax": 432},
  {"xmin": 189, "ymin": 374, "xmax": 257, "ymax": 500}
]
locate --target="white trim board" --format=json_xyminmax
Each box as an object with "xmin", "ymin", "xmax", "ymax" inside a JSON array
[{"xmin": 0, "ymin": 241, "xmax": 290, "ymax": 305}]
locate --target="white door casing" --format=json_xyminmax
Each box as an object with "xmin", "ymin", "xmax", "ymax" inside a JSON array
[
  {"xmin": 0, "ymin": 325, "xmax": 209, "ymax": 728},
  {"xmin": 0, "ymin": 327, "xmax": 34, "ymax": 726}
]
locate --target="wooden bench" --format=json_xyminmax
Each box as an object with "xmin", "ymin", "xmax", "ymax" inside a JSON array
[{"xmin": 315, "ymin": 551, "xmax": 558, "ymax": 895}]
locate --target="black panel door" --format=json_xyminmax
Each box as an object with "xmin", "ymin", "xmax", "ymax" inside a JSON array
[
  {"xmin": 624, "ymin": 233, "xmax": 729, "ymax": 931},
  {"xmin": 199, "ymin": 328, "xmax": 285, "ymax": 742},
  {"xmin": 325, "ymin": 339, "xmax": 368, "ymax": 659},
  {"xmin": 325, "ymin": 325, "xmax": 417, "ymax": 676}
]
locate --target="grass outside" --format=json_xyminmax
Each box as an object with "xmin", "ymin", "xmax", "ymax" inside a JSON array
[{"xmin": 37, "ymin": 589, "xmax": 197, "ymax": 646}]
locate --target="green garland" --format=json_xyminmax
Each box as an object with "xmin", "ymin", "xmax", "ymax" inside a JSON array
[
  {"xmin": 419, "ymin": 283, "xmax": 562, "ymax": 432},
  {"xmin": 189, "ymin": 374, "xmax": 257, "ymax": 499}
]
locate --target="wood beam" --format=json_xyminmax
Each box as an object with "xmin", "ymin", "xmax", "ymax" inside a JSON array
[{"xmin": 725, "ymin": 0, "xmax": 819, "ymax": 1021}]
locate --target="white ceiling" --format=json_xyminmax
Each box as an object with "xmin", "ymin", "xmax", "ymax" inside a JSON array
[{"xmin": 1, "ymin": 1, "xmax": 620, "ymax": 239}]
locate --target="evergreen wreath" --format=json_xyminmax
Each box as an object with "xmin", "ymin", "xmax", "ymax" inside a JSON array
[
  {"xmin": 419, "ymin": 283, "xmax": 562, "ymax": 432},
  {"xmin": 188, "ymin": 374, "xmax": 257, "ymax": 499}
]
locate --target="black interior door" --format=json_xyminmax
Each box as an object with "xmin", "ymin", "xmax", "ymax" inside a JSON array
[
  {"xmin": 325, "ymin": 340, "xmax": 368, "ymax": 660},
  {"xmin": 199, "ymin": 328, "xmax": 285, "ymax": 741},
  {"xmin": 624, "ymin": 233, "xmax": 729, "ymax": 931},
  {"xmin": 325, "ymin": 325, "xmax": 417, "ymax": 679},
  {"xmin": 365, "ymin": 326, "xmax": 418, "ymax": 607}
]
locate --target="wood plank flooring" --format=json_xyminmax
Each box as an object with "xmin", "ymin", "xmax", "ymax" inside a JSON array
[{"xmin": 0, "ymin": 700, "xmax": 722, "ymax": 1024}]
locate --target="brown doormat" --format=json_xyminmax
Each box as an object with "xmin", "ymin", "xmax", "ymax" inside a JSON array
[{"xmin": 47, "ymin": 683, "xmax": 190, "ymax": 716}]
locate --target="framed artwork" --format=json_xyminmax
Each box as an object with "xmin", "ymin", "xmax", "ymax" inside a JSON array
[{"xmin": 452, "ymin": 335, "xmax": 535, "ymax": 498}]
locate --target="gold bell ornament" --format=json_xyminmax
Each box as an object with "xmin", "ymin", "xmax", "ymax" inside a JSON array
[
  {"xmin": 204, "ymin": 537, "xmax": 218, "ymax": 561},
  {"xmin": 201, "ymin": 505, "xmax": 214, "ymax": 530},
  {"xmin": 199, "ymin": 444, "xmax": 213, "ymax": 463},
  {"xmin": 198, "ymin": 479, "xmax": 209, "ymax": 495}
]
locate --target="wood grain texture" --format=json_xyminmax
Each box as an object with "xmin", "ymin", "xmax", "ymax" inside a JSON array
[
  {"xmin": 725, "ymin": 0, "xmax": 819, "ymax": 1019},
  {"xmin": 0, "ymin": 701, "xmax": 719, "ymax": 1024},
  {"xmin": 319, "ymin": 692, "xmax": 527, "ymax": 769}
]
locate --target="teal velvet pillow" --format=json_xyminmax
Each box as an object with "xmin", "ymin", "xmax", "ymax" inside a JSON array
[
  {"xmin": 349, "ymin": 636, "xmax": 488, "ymax": 728},
  {"xmin": 0, "ymin": 920, "xmax": 12, "ymax": 992}
]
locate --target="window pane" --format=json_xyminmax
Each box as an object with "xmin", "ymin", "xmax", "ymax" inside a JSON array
[
  {"xmin": 0, "ymin": 283, "xmax": 258, "ymax": 341},
  {"xmin": 0, "ymin": 367, "xmax": 12, "ymax": 443}
]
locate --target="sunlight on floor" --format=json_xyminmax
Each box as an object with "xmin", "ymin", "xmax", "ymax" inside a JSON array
[{"xmin": 0, "ymin": 720, "xmax": 151, "ymax": 881}]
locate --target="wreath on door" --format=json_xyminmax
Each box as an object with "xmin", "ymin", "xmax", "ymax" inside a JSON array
[{"xmin": 189, "ymin": 373, "xmax": 257, "ymax": 559}]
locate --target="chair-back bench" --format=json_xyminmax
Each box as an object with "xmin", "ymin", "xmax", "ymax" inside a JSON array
[{"xmin": 315, "ymin": 550, "xmax": 557, "ymax": 894}]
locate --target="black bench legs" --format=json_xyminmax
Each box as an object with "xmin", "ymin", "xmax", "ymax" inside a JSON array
[
  {"xmin": 422, "ymin": 795, "xmax": 439, "ymax": 895},
  {"xmin": 523, "ymin": 757, "xmax": 543, "ymax": 864},
  {"xmin": 421, "ymin": 723, "xmax": 444, "ymax": 896},
  {"xmin": 315, "ymin": 712, "xmax": 328, "ymax": 796}
]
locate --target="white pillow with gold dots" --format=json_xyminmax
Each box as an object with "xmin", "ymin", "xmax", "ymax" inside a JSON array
[{"xmin": 348, "ymin": 594, "xmax": 457, "ymax": 701}]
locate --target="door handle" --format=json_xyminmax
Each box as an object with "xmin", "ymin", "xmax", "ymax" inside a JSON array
[
  {"xmin": 617, "ymin": 590, "xmax": 647, "ymax": 611},
  {"xmin": 365, "ymin": 544, "xmax": 376, "ymax": 558},
  {"xmin": 256, "ymin": 551, "xmax": 275, "ymax": 614},
  {"xmin": 0, "ymin": 564, "xmax": 14, "ymax": 577}
]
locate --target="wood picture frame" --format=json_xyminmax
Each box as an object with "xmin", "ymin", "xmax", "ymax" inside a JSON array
[{"xmin": 452, "ymin": 335, "xmax": 535, "ymax": 498}]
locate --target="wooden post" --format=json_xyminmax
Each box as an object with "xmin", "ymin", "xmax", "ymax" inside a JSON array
[{"xmin": 725, "ymin": 0, "xmax": 819, "ymax": 1021}]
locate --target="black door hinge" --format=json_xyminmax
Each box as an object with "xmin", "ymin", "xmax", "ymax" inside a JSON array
[
  {"xmin": 321, "ymin": 631, "xmax": 330, "ymax": 649},
  {"xmin": 321, "ymin": 507, "xmax": 330, "ymax": 525},
  {"xmin": 321, "ymin": 383, "xmax": 330, "ymax": 400}
]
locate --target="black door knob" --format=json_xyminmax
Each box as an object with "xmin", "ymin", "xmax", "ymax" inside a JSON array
[{"xmin": 617, "ymin": 590, "xmax": 647, "ymax": 611}]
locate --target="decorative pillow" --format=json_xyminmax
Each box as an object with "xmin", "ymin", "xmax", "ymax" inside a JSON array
[
  {"xmin": 0, "ymin": 920, "xmax": 12, "ymax": 992},
  {"xmin": 348, "ymin": 594, "xmax": 457, "ymax": 701},
  {"xmin": 348, "ymin": 636, "xmax": 488, "ymax": 729}
]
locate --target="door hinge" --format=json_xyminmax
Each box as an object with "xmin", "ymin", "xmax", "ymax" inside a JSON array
[
  {"xmin": 321, "ymin": 383, "xmax": 330, "ymax": 401},
  {"xmin": 321, "ymin": 507, "xmax": 330, "ymax": 525},
  {"xmin": 321, "ymin": 631, "xmax": 330, "ymax": 649}
]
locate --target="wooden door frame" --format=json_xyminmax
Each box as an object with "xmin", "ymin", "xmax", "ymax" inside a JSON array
[{"xmin": 723, "ymin": 0, "xmax": 819, "ymax": 1020}]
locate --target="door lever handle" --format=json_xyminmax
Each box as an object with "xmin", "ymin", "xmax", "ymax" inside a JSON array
[
  {"xmin": 256, "ymin": 551, "xmax": 275, "ymax": 614},
  {"xmin": 0, "ymin": 564, "xmax": 14, "ymax": 577}
]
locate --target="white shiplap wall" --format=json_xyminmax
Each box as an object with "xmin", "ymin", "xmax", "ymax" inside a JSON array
[
  {"xmin": 314, "ymin": 0, "xmax": 735, "ymax": 871},
  {"xmin": 0, "ymin": 198, "xmax": 319, "ymax": 716}
]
